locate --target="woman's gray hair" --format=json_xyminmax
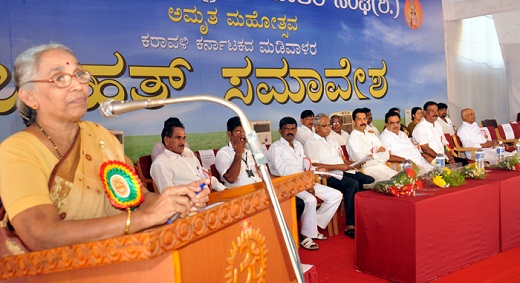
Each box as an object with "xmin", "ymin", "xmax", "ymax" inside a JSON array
[
  {"xmin": 14, "ymin": 43, "xmax": 73, "ymax": 126},
  {"xmin": 313, "ymin": 113, "xmax": 328, "ymax": 126}
]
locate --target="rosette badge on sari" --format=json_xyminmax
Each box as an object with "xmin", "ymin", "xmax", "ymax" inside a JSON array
[{"xmin": 99, "ymin": 160, "xmax": 144, "ymax": 210}]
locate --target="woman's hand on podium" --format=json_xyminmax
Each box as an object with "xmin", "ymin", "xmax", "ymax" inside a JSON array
[{"xmin": 142, "ymin": 179, "xmax": 210, "ymax": 224}]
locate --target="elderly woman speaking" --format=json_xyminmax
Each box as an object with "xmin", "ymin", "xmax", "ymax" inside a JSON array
[{"xmin": 0, "ymin": 43, "xmax": 209, "ymax": 257}]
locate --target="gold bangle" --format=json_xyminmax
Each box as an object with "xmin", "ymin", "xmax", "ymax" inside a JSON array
[{"xmin": 124, "ymin": 209, "xmax": 131, "ymax": 235}]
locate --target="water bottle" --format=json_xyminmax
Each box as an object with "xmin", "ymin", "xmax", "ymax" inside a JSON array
[
  {"xmin": 435, "ymin": 153, "xmax": 445, "ymax": 167},
  {"xmin": 475, "ymin": 148, "xmax": 484, "ymax": 169},
  {"xmin": 402, "ymin": 159, "xmax": 412, "ymax": 171},
  {"xmin": 516, "ymin": 139, "xmax": 520, "ymax": 153},
  {"xmin": 497, "ymin": 141, "xmax": 505, "ymax": 163}
]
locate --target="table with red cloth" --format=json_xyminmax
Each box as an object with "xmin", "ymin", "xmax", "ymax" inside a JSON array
[
  {"xmin": 355, "ymin": 179, "xmax": 500, "ymax": 283},
  {"xmin": 483, "ymin": 170, "xmax": 520, "ymax": 252}
]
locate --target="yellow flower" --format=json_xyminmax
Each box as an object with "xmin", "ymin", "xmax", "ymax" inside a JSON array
[
  {"xmin": 468, "ymin": 163, "xmax": 477, "ymax": 169},
  {"xmin": 443, "ymin": 167, "xmax": 451, "ymax": 175},
  {"xmin": 433, "ymin": 175, "xmax": 447, "ymax": 187}
]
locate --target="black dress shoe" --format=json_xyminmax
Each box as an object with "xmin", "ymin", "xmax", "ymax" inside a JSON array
[{"xmin": 344, "ymin": 228, "xmax": 355, "ymax": 239}]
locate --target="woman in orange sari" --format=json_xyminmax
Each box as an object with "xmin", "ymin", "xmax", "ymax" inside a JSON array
[{"xmin": 0, "ymin": 43, "xmax": 209, "ymax": 257}]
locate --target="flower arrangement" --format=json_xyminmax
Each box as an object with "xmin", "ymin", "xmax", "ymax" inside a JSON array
[
  {"xmin": 488, "ymin": 155, "xmax": 520, "ymax": 171},
  {"xmin": 419, "ymin": 166, "xmax": 465, "ymax": 188},
  {"xmin": 461, "ymin": 163, "xmax": 487, "ymax": 179},
  {"xmin": 369, "ymin": 167, "xmax": 423, "ymax": 197}
]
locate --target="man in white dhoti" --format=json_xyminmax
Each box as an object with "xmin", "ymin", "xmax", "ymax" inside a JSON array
[
  {"xmin": 268, "ymin": 117, "xmax": 342, "ymax": 248},
  {"xmin": 346, "ymin": 108, "xmax": 398, "ymax": 182},
  {"xmin": 380, "ymin": 111, "xmax": 434, "ymax": 174}
]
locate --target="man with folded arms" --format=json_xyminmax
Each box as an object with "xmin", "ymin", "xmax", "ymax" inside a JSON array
[
  {"xmin": 268, "ymin": 117, "xmax": 342, "ymax": 248},
  {"xmin": 303, "ymin": 113, "xmax": 374, "ymax": 239},
  {"xmin": 380, "ymin": 111, "xmax": 434, "ymax": 174},
  {"xmin": 347, "ymin": 109, "xmax": 398, "ymax": 181}
]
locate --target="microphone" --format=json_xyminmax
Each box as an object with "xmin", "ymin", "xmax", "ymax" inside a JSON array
[{"xmin": 100, "ymin": 99, "xmax": 164, "ymax": 118}]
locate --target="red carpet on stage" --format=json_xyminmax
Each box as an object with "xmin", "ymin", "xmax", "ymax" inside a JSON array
[{"xmin": 299, "ymin": 215, "xmax": 520, "ymax": 282}]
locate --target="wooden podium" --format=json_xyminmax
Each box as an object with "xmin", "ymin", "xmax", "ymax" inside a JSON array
[{"xmin": 0, "ymin": 171, "xmax": 314, "ymax": 283}]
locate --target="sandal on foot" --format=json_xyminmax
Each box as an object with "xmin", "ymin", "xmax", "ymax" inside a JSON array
[
  {"xmin": 300, "ymin": 237, "xmax": 319, "ymax": 250},
  {"xmin": 313, "ymin": 233, "xmax": 328, "ymax": 240},
  {"xmin": 344, "ymin": 228, "xmax": 355, "ymax": 239}
]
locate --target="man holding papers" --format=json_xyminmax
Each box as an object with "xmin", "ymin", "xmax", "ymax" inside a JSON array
[
  {"xmin": 268, "ymin": 117, "xmax": 342, "ymax": 247},
  {"xmin": 303, "ymin": 113, "xmax": 374, "ymax": 239},
  {"xmin": 347, "ymin": 108, "xmax": 398, "ymax": 182}
]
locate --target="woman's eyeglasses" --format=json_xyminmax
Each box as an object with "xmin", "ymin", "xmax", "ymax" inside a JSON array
[{"xmin": 21, "ymin": 70, "xmax": 91, "ymax": 88}]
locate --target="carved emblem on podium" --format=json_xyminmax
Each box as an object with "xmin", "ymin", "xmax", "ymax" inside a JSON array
[{"xmin": 225, "ymin": 219, "xmax": 268, "ymax": 283}]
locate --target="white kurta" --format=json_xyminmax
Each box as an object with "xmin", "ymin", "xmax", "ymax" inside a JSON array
[
  {"xmin": 151, "ymin": 148, "xmax": 226, "ymax": 192},
  {"xmin": 267, "ymin": 138, "xmax": 342, "ymax": 238},
  {"xmin": 412, "ymin": 118, "xmax": 449, "ymax": 155},
  {"xmin": 380, "ymin": 128, "xmax": 434, "ymax": 174},
  {"xmin": 295, "ymin": 125, "xmax": 314, "ymax": 146},
  {"xmin": 367, "ymin": 123, "xmax": 380, "ymax": 136},
  {"xmin": 304, "ymin": 133, "xmax": 351, "ymax": 176},
  {"xmin": 457, "ymin": 121, "xmax": 511, "ymax": 163},
  {"xmin": 215, "ymin": 142, "xmax": 262, "ymax": 188},
  {"xmin": 347, "ymin": 129, "xmax": 398, "ymax": 181},
  {"xmin": 437, "ymin": 117, "xmax": 456, "ymax": 135},
  {"xmin": 329, "ymin": 130, "xmax": 347, "ymax": 146}
]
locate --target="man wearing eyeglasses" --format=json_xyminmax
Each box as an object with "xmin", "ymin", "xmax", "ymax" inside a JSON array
[
  {"xmin": 304, "ymin": 113, "xmax": 374, "ymax": 239},
  {"xmin": 215, "ymin": 116, "xmax": 262, "ymax": 188},
  {"xmin": 346, "ymin": 108, "xmax": 398, "ymax": 182},
  {"xmin": 328, "ymin": 115, "xmax": 349, "ymax": 146},
  {"xmin": 295, "ymin": 110, "xmax": 315, "ymax": 146}
]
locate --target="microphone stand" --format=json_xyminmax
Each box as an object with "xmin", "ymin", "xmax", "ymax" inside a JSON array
[{"xmin": 102, "ymin": 95, "xmax": 305, "ymax": 283}]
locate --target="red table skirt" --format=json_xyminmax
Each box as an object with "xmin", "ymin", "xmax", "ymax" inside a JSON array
[
  {"xmin": 355, "ymin": 179, "xmax": 500, "ymax": 282},
  {"xmin": 484, "ymin": 170, "xmax": 520, "ymax": 251}
]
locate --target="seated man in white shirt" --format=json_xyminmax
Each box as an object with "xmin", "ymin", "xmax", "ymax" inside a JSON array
[
  {"xmin": 362, "ymin": 107, "xmax": 380, "ymax": 136},
  {"xmin": 215, "ymin": 116, "xmax": 262, "ymax": 188},
  {"xmin": 457, "ymin": 108, "xmax": 510, "ymax": 164},
  {"xmin": 151, "ymin": 118, "xmax": 226, "ymax": 192},
  {"xmin": 328, "ymin": 115, "xmax": 349, "ymax": 146},
  {"xmin": 412, "ymin": 101, "xmax": 467, "ymax": 165},
  {"xmin": 295, "ymin": 109, "xmax": 315, "ymax": 145},
  {"xmin": 304, "ymin": 113, "xmax": 375, "ymax": 239},
  {"xmin": 268, "ymin": 117, "xmax": 342, "ymax": 247},
  {"xmin": 151, "ymin": 117, "xmax": 189, "ymax": 161},
  {"xmin": 347, "ymin": 108, "xmax": 398, "ymax": 182},
  {"xmin": 380, "ymin": 111, "xmax": 434, "ymax": 174},
  {"xmin": 437, "ymin": 102, "xmax": 456, "ymax": 135}
]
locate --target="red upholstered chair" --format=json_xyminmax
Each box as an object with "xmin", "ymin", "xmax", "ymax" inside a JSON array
[
  {"xmin": 496, "ymin": 124, "xmax": 518, "ymax": 151},
  {"xmin": 136, "ymin": 155, "xmax": 158, "ymax": 193},
  {"xmin": 452, "ymin": 133, "xmax": 477, "ymax": 162},
  {"xmin": 194, "ymin": 149, "xmax": 223, "ymax": 184},
  {"xmin": 444, "ymin": 133, "xmax": 473, "ymax": 161},
  {"xmin": 340, "ymin": 145, "xmax": 349, "ymax": 160}
]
